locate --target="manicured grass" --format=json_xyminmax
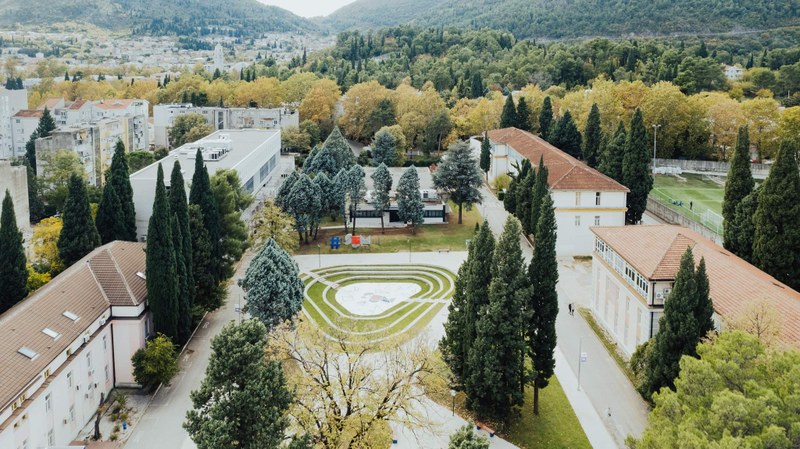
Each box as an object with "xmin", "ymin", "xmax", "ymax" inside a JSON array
[
  {"xmin": 578, "ymin": 307, "xmax": 638, "ymax": 386},
  {"xmin": 650, "ymin": 174, "xmax": 725, "ymax": 223},
  {"xmin": 294, "ymin": 201, "xmax": 480, "ymax": 255},
  {"xmin": 422, "ymin": 352, "xmax": 591, "ymax": 449}
]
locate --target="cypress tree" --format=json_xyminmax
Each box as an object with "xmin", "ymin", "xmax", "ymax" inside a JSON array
[
  {"xmin": 622, "ymin": 109, "xmax": 653, "ymax": 224},
  {"xmin": 172, "ymin": 214, "xmax": 191, "ymax": 345},
  {"xmin": 500, "ymin": 95, "xmax": 518, "ymax": 129},
  {"xmin": 516, "ymin": 97, "xmax": 532, "ymax": 132},
  {"xmin": 189, "ymin": 204, "xmax": 216, "ymax": 311},
  {"xmin": 529, "ymin": 157, "xmax": 549, "ymax": 239},
  {"xmin": 516, "ymin": 169, "xmax": 536, "ymax": 235},
  {"xmin": 470, "ymin": 72, "xmax": 484, "ymax": 99},
  {"xmin": 25, "ymin": 161, "xmax": 46, "ymax": 223},
  {"xmin": 189, "ymin": 149, "xmax": 222, "ymax": 282},
  {"xmin": 641, "ymin": 247, "xmax": 713, "ymax": 399},
  {"xmin": 57, "ymin": 174, "xmax": 101, "ymax": 267},
  {"xmin": 170, "ymin": 161, "xmax": 194, "ymax": 312},
  {"xmin": 752, "ymin": 139, "xmax": 800, "ymax": 291},
  {"xmin": 479, "ymin": 132, "xmax": 491, "ymax": 176},
  {"xmin": 109, "ymin": 140, "xmax": 137, "ymax": 241},
  {"xmin": 722, "ymin": 126, "xmax": 754, "ymax": 252},
  {"xmin": 728, "ymin": 188, "xmax": 759, "ymax": 262},
  {"xmin": 26, "ymin": 108, "xmax": 57, "ymax": 172},
  {"xmin": 538, "ymin": 97, "xmax": 554, "ymax": 138},
  {"xmin": 526, "ymin": 192, "xmax": 558, "ymax": 415},
  {"xmin": 0, "ymin": 190, "xmax": 27, "ymax": 313},
  {"xmin": 599, "ymin": 122, "xmax": 626, "ymax": 183},
  {"xmin": 146, "ymin": 164, "xmax": 179, "ymax": 340},
  {"xmin": 466, "ymin": 217, "xmax": 527, "ymax": 421},
  {"xmin": 549, "ymin": 110, "xmax": 582, "ymax": 158},
  {"xmin": 95, "ymin": 182, "xmax": 126, "ymax": 244},
  {"xmin": 583, "ymin": 103, "xmax": 602, "ymax": 167}
]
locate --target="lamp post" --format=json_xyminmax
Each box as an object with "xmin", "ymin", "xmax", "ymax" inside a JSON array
[
  {"xmin": 407, "ymin": 239, "xmax": 411, "ymax": 264},
  {"xmin": 652, "ymin": 124, "xmax": 661, "ymax": 175},
  {"xmin": 317, "ymin": 244, "xmax": 321, "ymax": 268},
  {"xmin": 450, "ymin": 389, "xmax": 456, "ymax": 416}
]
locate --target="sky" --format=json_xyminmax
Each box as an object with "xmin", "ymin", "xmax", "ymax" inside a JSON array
[{"xmin": 258, "ymin": 0, "xmax": 357, "ymax": 18}]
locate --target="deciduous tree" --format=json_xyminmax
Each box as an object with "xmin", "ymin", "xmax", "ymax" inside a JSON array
[
  {"xmin": 132, "ymin": 334, "xmax": 178, "ymax": 388},
  {"xmin": 251, "ymin": 200, "xmax": 297, "ymax": 253}
]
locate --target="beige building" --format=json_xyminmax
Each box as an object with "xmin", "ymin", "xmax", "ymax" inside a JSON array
[
  {"xmin": 0, "ymin": 160, "xmax": 29, "ymax": 231},
  {"xmin": 590, "ymin": 225, "xmax": 800, "ymax": 356},
  {"xmin": 0, "ymin": 242, "xmax": 150, "ymax": 449}
]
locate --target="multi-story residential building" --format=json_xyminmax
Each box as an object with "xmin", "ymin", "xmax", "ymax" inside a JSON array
[
  {"xmin": 482, "ymin": 127, "xmax": 629, "ymax": 256},
  {"xmin": 590, "ymin": 225, "xmax": 800, "ymax": 356},
  {"xmin": 10, "ymin": 109, "xmax": 42, "ymax": 157},
  {"xmin": 153, "ymin": 103, "xmax": 298, "ymax": 149},
  {"xmin": 0, "ymin": 160, "xmax": 30, "ymax": 231},
  {"xmin": 0, "ymin": 88, "xmax": 28, "ymax": 159},
  {"xmin": 130, "ymin": 129, "xmax": 281, "ymax": 239},
  {"xmin": 0, "ymin": 241, "xmax": 150, "ymax": 449}
]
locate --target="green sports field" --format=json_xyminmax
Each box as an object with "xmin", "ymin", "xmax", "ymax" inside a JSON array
[{"xmin": 650, "ymin": 174, "xmax": 725, "ymax": 230}]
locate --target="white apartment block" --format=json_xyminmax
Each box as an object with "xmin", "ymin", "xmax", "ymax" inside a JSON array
[
  {"xmin": 0, "ymin": 242, "xmax": 151, "ymax": 449},
  {"xmin": 10, "ymin": 109, "xmax": 42, "ymax": 158},
  {"xmin": 153, "ymin": 103, "xmax": 298, "ymax": 149},
  {"xmin": 130, "ymin": 129, "xmax": 281, "ymax": 239},
  {"xmin": 482, "ymin": 127, "xmax": 629, "ymax": 256},
  {"xmin": 0, "ymin": 88, "xmax": 28, "ymax": 159}
]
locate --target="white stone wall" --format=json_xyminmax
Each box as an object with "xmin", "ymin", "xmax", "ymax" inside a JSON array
[{"xmin": 0, "ymin": 161, "xmax": 30, "ymax": 231}]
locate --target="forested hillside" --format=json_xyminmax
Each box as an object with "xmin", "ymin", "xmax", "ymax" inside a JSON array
[
  {"xmin": 0, "ymin": 0, "xmax": 314, "ymax": 36},
  {"xmin": 323, "ymin": 0, "xmax": 800, "ymax": 39}
]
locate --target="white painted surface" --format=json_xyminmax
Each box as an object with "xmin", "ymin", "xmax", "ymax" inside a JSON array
[{"xmin": 335, "ymin": 282, "xmax": 421, "ymax": 315}]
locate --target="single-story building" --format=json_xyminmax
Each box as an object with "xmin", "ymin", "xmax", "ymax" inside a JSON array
[{"xmin": 356, "ymin": 166, "xmax": 449, "ymax": 227}]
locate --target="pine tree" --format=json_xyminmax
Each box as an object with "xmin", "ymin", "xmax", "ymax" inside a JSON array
[
  {"xmin": 479, "ymin": 132, "xmax": 491, "ymax": 176},
  {"xmin": 346, "ymin": 165, "xmax": 366, "ymax": 233},
  {"xmin": 95, "ymin": 182, "xmax": 126, "ymax": 244},
  {"xmin": 539, "ymin": 97, "xmax": 554, "ymax": 138},
  {"xmin": 146, "ymin": 164, "xmax": 179, "ymax": 340},
  {"xmin": 466, "ymin": 217, "xmax": 527, "ymax": 421},
  {"xmin": 184, "ymin": 320, "xmax": 292, "ymax": 449},
  {"xmin": 723, "ymin": 126, "xmax": 754, "ymax": 252},
  {"xmin": 170, "ymin": 161, "xmax": 194, "ymax": 318},
  {"xmin": 285, "ymin": 174, "xmax": 322, "ymax": 243},
  {"xmin": 321, "ymin": 126, "xmax": 356, "ymax": 171},
  {"xmin": 397, "ymin": 166, "xmax": 424, "ymax": 233},
  {"xmin": 0, "ymin": 190, "xmax": 27, "ymax": 313},
  {"xmin": 109, "ymin": 140, "xmax": 137, "ymax": 241},
  {"xmin": 728, "ymin": 188, "xmax": 759, "ymax": 262},
  {"xmin": 641, "ymin": 247, "xmax": 713, "ymax": 399},
  {"xmin": 448, "ymin": 425, "xmax": 490, "ymax": 449},
  {"xmin": 500, "ymin": 95, "xmax": 518, "ymax": 129},
  {"xmin": 189, "ymin": 149, "xmax": 222, "ymax": 283},
  {"xmin": 526, "ymin": 192, "xmax": 558, "ymax": 415},
  {"xmin": 57, "ymin": 174, "xmax": 101, "ymax": 267},
  {"xmin": 433, "ymin": 141, "xmax": 483, "ymax": 224},
  {"xmin": 530, "ymin": 157, "xmax": 549, "ymax": 239},
  {"xmin": 371, "ymin": 163, "xmax": 392, "ymax": 233},
  {"xmin": 622, "ymin": 109, "xmax": 653, "ymax": 224},
  {"xmin": 275, "ymin": 170, "xmax": 300, "ymax": 210},
  {"xmin": 752, "ymin": 139, "xmax": 800, "ymax": 291},
  {"xmin": 172, "ymin": 214, "xmax": 191, "ymax": 345},
  {"xmin": 598, "ymin": 122, "xmax": 626, "ymax": 183},
  {"xmin": 583, "ymin": 104, "xmax": 602, "ymax": 167},
  {"xmin": 515, "ymin": 97, "xmax": 532, "ymax": 132},
  {"xmin": 549, "ymin": 110, "xmax": 582, "ymax": 158},
  {"xmin": 371, "ymin": 128, "xmax": 397, "ymax": 167}
]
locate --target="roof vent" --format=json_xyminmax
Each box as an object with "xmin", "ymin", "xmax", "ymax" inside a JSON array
[
  {"xmin": 18, "ymin": 347, "xmax": 38, "ymax": 360},
  {"xmin": 136, "ymin": 271, "xmax": 146, "ymax": 280},
  {"xmin": 62, "ymin": 311, "xmax": 79, "ymax": 322},
  {"xmin": 42, "ymin": 328, "xmax": 61, "ymax": 340}
]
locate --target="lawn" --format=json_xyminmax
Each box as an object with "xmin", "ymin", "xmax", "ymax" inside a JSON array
[
  {"xmin": 294, "ymin": 201, "xmax": 480, "ymax": 255},
  {"xmin": 650, "ymin": 173, "xmax": 726, "ymax": 230},
  {"xmin": 423, "ymin": 352, "xmax": 592, "ymax": 449}
]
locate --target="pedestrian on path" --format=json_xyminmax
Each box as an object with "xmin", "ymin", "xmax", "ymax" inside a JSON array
[{"xmin": 568, "ymin": 303, "xmax": 574, "ymax": 316}]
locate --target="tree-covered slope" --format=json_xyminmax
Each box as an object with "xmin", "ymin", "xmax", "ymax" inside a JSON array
[
  {"xmin": 0, "ymin": 0, "xmax": 315, "ymax": 35},
  {"xmin": 323, "ymin": 0, "xmax": 800, "ymax": 39}
]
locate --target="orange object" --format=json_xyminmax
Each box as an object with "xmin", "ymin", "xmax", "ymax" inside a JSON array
[{"xmin": 352, "ymin": 235, "xmax": 361, "ymax": 245}]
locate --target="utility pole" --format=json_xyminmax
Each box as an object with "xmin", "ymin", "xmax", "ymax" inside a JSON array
[{"xmin": 652, "ymin": 124, "xmax": 661, "ymax": 175}]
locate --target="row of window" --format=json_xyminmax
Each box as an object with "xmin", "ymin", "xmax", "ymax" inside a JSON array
[
  {"xmin": 574, "ymin": 215, "xmax": 602, "ymax": 227},
  {"xmin": 575, "ymin": 191, "xmax": 603, "ymax": 206},
  {"xmin": 596, "ymin": 238, "xmax": 650, "ymax": 298}
]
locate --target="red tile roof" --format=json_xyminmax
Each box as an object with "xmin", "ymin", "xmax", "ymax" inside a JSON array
[
  {"xmin": 13, "ymin": 109, "xmax": 43, "ymax": 118},
  {"xmin": 592, "ymin": 225, "xmax": 800, "ymax": 349},
  {"xmin": 93, "ymin": 99, "xmax": 134, "ymax": 110},
  {"xmin": 37, "ymin": 97, "xmax": 62, "ymax": 110},
  {"xmin": 488, "ymin": 127, "xmax": 629, "ymax": 192},
  {"xmin": 67, "ymin": 98, "xmax": 88, "ymax": 110}
]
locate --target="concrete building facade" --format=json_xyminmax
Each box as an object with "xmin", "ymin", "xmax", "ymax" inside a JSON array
[
  {"xmin": 130, "ymin": 129, "xmax": 281, "ymax": 239},
  {"xmin": 356, "ymin": 166, "xmax": 449, "ymax": 227},
  {"xmin": 0, "ymin": 242, "xmax": 150, "ymax": 449},
  {"xmin": 153, "ymin": 103, "xmax": 298, "ymax": 148},
  {"xmin": 482, "ymin": 127, "xmax": 629, "ymax": 256},
  {"xmin": 0, "ymin": 160, "xmax": 30, "ymax": 231},
  {"xmin": 0, "ymin": 88, "xmax": 29, "ymax": 159},
  {"xmin": 10, "ymin": 109, "xmax": 42, "ymax": 158}
]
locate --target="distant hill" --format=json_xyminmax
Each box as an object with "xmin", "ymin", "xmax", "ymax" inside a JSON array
[
  {"xmin": 0, "ymin": 0, "xmax": 316, "ymax": 35},
  {"xmin": 322, "ymin": 0, "xmax": 800, "ymax": 39}
]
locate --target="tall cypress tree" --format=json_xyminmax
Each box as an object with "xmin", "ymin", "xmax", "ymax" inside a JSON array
[
  {"xmin": 25, "ymin": 161, "xmax": 46, "ymax": 223},
  {"xmin": 752, "ymin": 139, "xmax": 800, "ymax": 291},
  {"xmin": 516, "ymin": 169, "xmax": 536, "ymax": 235},
  {"xmin": 622, "ymin": 109, "xmax": 653, "ymax": 224},
  {"xmin": 722, "ymin": 126, "xmax": 754, "ymax": 252},
  {"xmin": 539, "ymin": 97, "xmax": 553, "ymax": 138},
  {"xmin": 57, "ymin": 174, "xmax": 101, "ymax": 267},
  {"xmin": 549, "ymin": 110, "xmax": 582, "ymax": 158},
  {"xmin": 146, "ymin": 164, "xmax": 179, "ymax": 340},
  {"xmin": 479, "ymin": 132, "xmax": 491, "ymax": 176},
  {"xmin": 170, "ymin": 161, "xmax": 194, "ymax": 311},
  {"xmin": 0, "ymin": 190, "xmax": 27, "ymax": 313},
  {"xmin": 526, "ymin": 192, "xmax": 558, "ymax": 415},
  {"xmin": 583, "ymin": 104, "xmax": 602, "ymax": 167},
  {"xmin": 466, "ymin": 217, "xmax": 527, "ymax": 421},
  {"xmin": 500, "ymin": 95, "xmax": 518, "ymax": 129},
  {"xmin": 641, "ymin": 247, "xmax": 713, "ymax": 399},
  {"xmin": 599, "ymin": 122, "xmax": 626, "ymax": 183},
  {"xmin": 172, "ymin": 214, "xmax": 191, "ymax": 345},
  {"xmin": 189, "ymin": 149, "xmax": 222, "ymax": 282},
  {"xmin": 529, "ymin": 157, "xmax": 549, "ymax": 239},
  {"xmin": 26, "ymin": 108, "xmax": 57, "ymax": 172},
  {"xmin": 728, "ymin": 188, "xmax": 759, "ymax": 262},
  {"xmin": 189, "ymin": 204, "xmax": 216, "ymax": 311},
  {"xmin": 95, "ymin": 181, "xmax": 126, "ymax": 244},
  {"xmin": 109, "ymin": 140, "xmax": 137, "ymax": 241},
  {"xmin": 515, "ymin": 97, "xmax": 532, "ymax": 132}
]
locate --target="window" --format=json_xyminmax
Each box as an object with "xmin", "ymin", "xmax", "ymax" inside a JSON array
[
  {"xmin": 575, "ymin": 192, "xmax": 581, "ymax": 205},
  {"xmin": 45, "ymin": 393, "xmax": 52, "ymax": 412},
  {"xmin": 595, "ymin": 192, "xmax": 601, "ymax": 205},
  {"xmin": 102, "ymin": 335, "xmax": 107, "ymax": 350},
  {"xmin": 69, "ymin": 405, "xmax": 75, "ymax": 423},
  {"xmin": 48, "ymin": 430, "xmax": 54, "ymax": 446},
  {"xmin": 574, "ymin": 215, "xmax": 581, "ymax": 227},
  {"xmin": 594, "ymin": 216, "xmax": 600, "ymax": 226},
  {"xmin": 86, "ymin": 352, "xmax": 92, "ymax": 368},
  {"xmin": 67, "ymin": 371, "xmax": 73, "ymax": 387},
  {"xmin": 105, "ymin": 365, "xmax": 110, "ymax": 381}
]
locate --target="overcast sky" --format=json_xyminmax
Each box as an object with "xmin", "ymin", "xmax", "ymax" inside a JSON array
[{"xmin": 258, "ymin": 0, "xmax": 357, "ymax": 18}]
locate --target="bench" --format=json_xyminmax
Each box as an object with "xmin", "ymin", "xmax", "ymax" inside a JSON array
[
  {"xmin": 438, "ymin": 248, "xmax": 450, "ymax": 253},
  {"xmin": 475, "ymin": 422, "xmax": 495, "ymax": 437}
]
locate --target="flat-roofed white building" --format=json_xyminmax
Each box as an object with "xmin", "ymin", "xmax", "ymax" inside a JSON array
[
  {"xmin": 590, "ymin": 225, "xmax": 800, "ymax": 356},
  {"xmin": 356, "ymin": 166, "xmax": 449, "ymax": 227},
  {"xmin": 0, "ymin": 242, "xmax": 150, "ymax": 449},
  {"xmin": 0, "ymin": 88, "xmax": 28, "ymax": 159},
  {"xmin": 130, "ymin": 129, "xmax": 281, "ymax": 238},
  {"xmin": 482, "ymin": 127, "xmax": 629, "ymax": 256}
]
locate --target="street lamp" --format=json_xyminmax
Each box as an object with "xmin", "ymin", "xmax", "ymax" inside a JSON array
[
  {"xmin": 407, "ymin": 239, "xmax": 411, "ymax": 264},
  {"xmin": 652, "ymin": 124, "xmax": 661, "ymax": 175},
  {"xmin": 317, "ymin": 244, "xmax": 321, "ymax": 268},
  {"xmin": 450, "ymin": 389, "xmax": 457, "ymax": 416}
]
